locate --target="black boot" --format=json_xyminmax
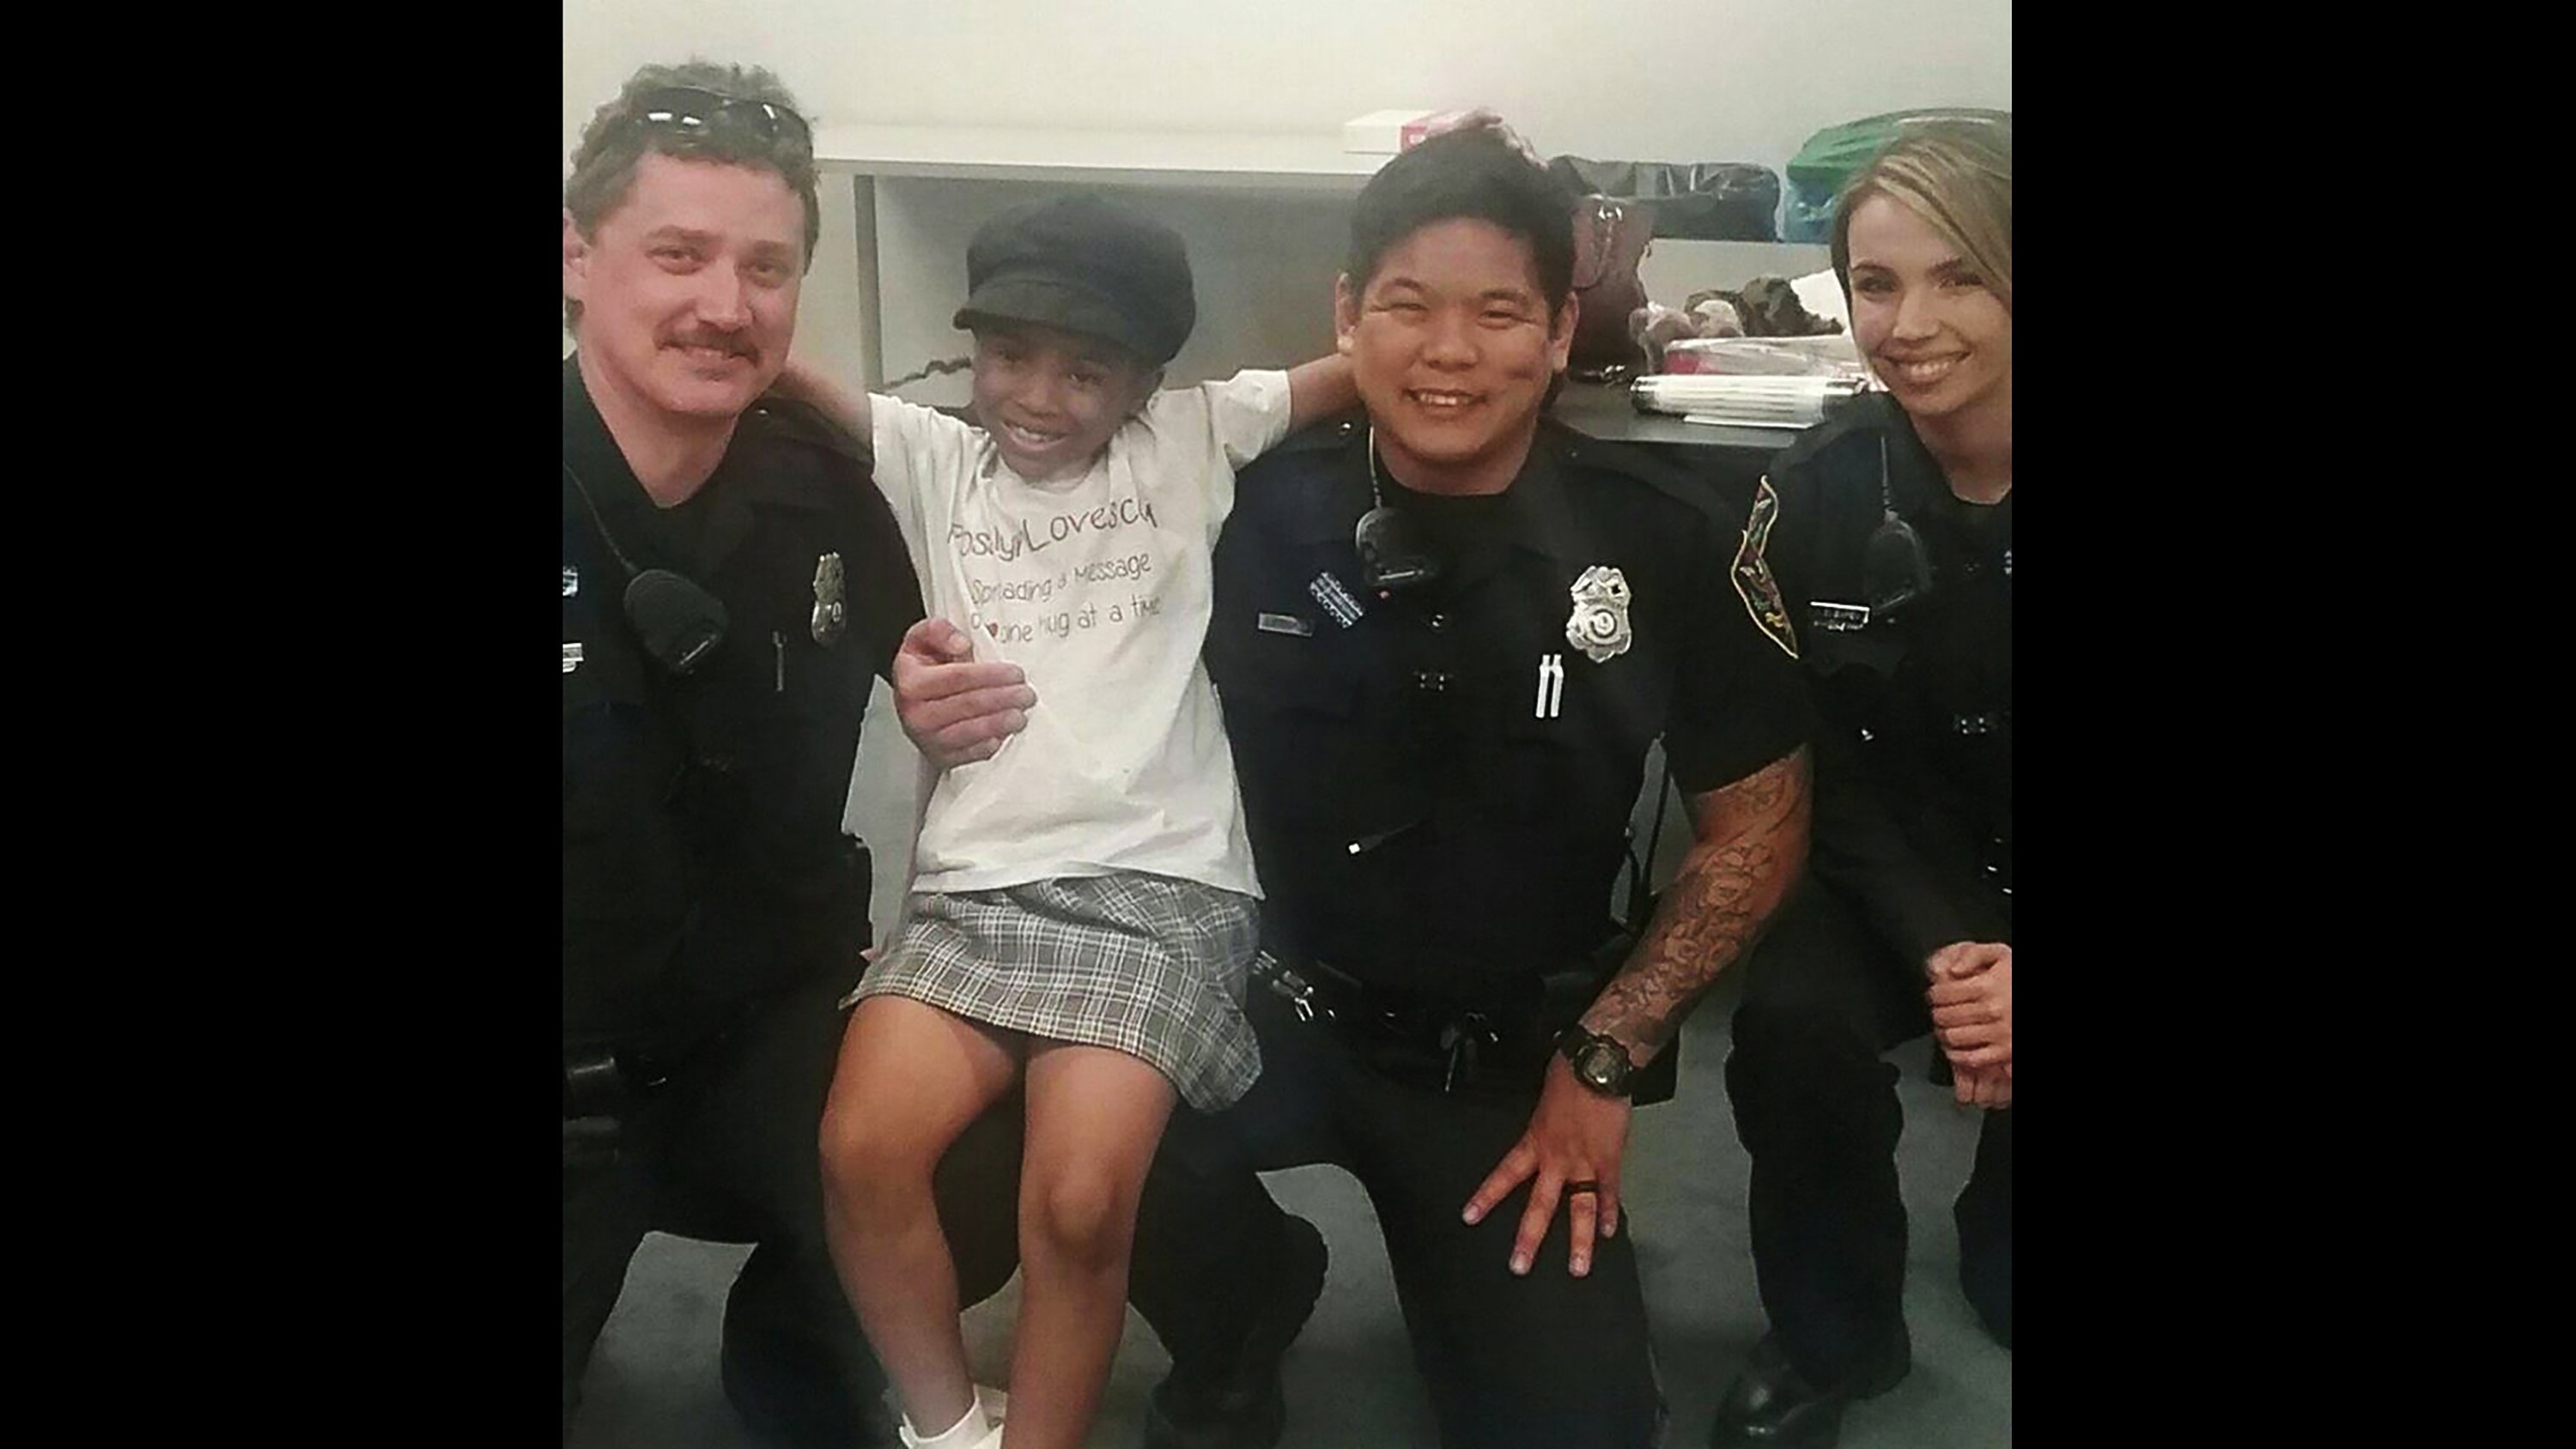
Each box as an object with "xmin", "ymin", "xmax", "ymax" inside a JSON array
[
  {"xmin": 1707, "ymin": 1328, "xmax": 1911, "ymax": 1449},
  {"xmin": 720, "ymin": 1247, "xmax": 901, "ymax": 1449},
  {"xmin": 1954, "ymin": 1109, "xmax": 2012, "ymax": 1351},
  {"xmin": 1142, "ymin": 1215, "xmax": 1329, "ymax": 1449}
]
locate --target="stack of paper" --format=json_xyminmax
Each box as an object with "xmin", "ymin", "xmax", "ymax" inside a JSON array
[{"xmin": 1628, "ymin": 374, "xmax": 1863, "ymax": 429}]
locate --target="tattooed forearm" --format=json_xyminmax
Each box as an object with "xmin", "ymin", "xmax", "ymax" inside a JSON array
[{"xmin": 1584, "ymin": 748, "xmax": 1811, "ymax": 1054}]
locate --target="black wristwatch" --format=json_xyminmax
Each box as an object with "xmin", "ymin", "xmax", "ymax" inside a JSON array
[{"xmin": 1555, "ymin": 1024, "xmax": 1637, "ymax": 1100}]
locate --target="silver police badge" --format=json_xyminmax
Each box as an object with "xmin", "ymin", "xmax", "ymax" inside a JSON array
[
  {"xmin": 1565, "ymin": 565, "xmax": 1633, "ymax": 664},
  {"xmin": 811, "ymin": 553, "xmax": 847, "ymax": 646}
]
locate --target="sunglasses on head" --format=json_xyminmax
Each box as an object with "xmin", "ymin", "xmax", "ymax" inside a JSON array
[{"xmin": 626, "ymin": 87, "xmax": 812, "ymax": 149}]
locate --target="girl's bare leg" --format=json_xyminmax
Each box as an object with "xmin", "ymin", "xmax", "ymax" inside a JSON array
[
  {"xmin": 820, "ymin": 996, "xmax": 1021, "ymax": 1440},
  {"xmin": 1000, "ymin": 1043, "xmax": 1179, "ymax": 1449}
]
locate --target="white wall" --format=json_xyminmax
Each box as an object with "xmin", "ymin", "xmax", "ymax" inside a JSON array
[
  {"xmin": 562, "ymin": 2, "xmax": 2009, "ymax": 190},
  {"xmin": 562, "ymin": 0, "xmax": 2011, "ymax": 384},
  {"xmin": 561, "ymin": 0, "xmax": 2010, "ymax": 933}
]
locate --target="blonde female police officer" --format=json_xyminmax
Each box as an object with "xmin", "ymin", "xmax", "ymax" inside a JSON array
[{"xmin": 1707, "ymin": 118, "xmax": 2014, "ymax": 1449}]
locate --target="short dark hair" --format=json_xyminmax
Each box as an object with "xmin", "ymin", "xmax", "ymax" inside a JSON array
[
  {"xmin": 562, "ymin": 60, "xmax": 822, "ymax": 332},
  {"xmin": 1344, "ymin": 130, "xmax": 1575, "ymax": 306}
]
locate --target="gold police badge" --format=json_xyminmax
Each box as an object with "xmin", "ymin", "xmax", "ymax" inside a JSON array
[
  {"xmin": 1735, "ymin": 477, "xmax": 1797, "ymax": 658},
  {"xmin": 811, "ymin": 552, "xmax": 847, "ymax": 646},
  {"xmin": 1566, "ymin": 565, "xmax": 1633, "ymax": 664}
]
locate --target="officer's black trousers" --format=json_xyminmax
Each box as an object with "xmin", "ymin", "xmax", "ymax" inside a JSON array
[
  {"xmin": 1123, "ymin": 988, "xmax": 1665, "ymax": 1449},
  {"xmin": 561, "ymin": 969, "xmax": 1023, "ymax": 1446},
  {"xmin": 1722, "ymin": 888, "xmax": 2013, "ymax": 1389}
]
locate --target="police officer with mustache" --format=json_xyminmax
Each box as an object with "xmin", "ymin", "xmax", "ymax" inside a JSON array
[{"xmin": 559, "ymin": 61, "xmax": 1015, "ymax": 1448}]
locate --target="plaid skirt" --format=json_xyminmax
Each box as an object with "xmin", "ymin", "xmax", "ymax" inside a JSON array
[{"xmin": 849, "ymin": 872, "xmax": 1262, "ymax": 1113}]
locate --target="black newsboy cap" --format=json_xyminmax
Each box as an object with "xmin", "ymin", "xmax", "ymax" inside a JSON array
[{"xmin": 952, "ymin": 194, "xmax": 1197, "ymax": 366}]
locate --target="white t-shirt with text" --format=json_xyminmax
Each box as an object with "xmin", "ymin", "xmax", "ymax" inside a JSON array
[{"xmin": 871, "ymin": 372, "xmax": 1294, "ymax": 895}]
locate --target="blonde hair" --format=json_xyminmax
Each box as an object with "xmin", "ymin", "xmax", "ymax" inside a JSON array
[{"xmin": 1830, "ymin": 118, "xmax": 2012, "ymax": 314}]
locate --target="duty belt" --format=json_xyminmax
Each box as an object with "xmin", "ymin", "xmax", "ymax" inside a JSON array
[
  {"xmin": 561, "ymin": 1043, "xmax": 676, "ymax": 1120},
  {"xmin": 561, "ymin": 994, "xmax": 763, "ymax": 1122},
  {"xmin": 1251, "ymin": 950, "xmax": 1552, "ymax": 1096}
]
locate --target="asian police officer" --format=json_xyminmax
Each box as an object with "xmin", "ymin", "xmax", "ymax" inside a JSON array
[{"xmin": 890, "ymin": 129, "xmax": 1817, "ymax": 1449}]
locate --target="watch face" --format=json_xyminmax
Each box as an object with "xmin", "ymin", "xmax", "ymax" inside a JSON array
[
  {"xmin": 1558, "ymin": 1026, "xmax": 1632, "ymax": 1096},
  {"xmin": 1577, "ymin": 1043, "xmax": 1628, "ymax": 1092}
]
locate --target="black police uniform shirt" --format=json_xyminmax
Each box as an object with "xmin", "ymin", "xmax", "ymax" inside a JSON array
[
  {"xmin": 562, "ymin": 355, "xmax": 923, "ymax": 1059},
  {"xmin": 1763, "ymin": 391, "xmax": 2012, "ymax": 966},
  {"xmin": 1206, "ymin": 415, "xmax": 1814, "ymax": 1002}
]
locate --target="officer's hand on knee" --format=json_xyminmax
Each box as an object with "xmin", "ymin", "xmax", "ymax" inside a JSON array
[{"xmin": 1461, "ymin": 1063, "xmax": 1631, "ymax": 1279}]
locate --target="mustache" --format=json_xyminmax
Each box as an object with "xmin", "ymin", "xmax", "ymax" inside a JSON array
[{"xmin": 665, "ymin": 329, "xmax": 756, "ymax": 358}]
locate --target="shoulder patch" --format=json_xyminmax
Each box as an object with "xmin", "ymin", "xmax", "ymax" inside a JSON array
[{"xmin": 1734, "ymin": 476, "xmax": 1798, "ymax": 658}]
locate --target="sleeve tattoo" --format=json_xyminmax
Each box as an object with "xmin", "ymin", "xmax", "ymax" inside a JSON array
[{"xmin": 1585, "ymin": 746, "xmax": 1812, "ymax": 1054}]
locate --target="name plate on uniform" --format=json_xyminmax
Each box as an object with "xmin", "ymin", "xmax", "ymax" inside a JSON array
[
  {"xmin": 1809, "ymin": 601, "xmax": 1871, "ymax": 633},
  {"xmin": 1257, "ymin": 612, "xmax": 1314, "ymax": 638}
]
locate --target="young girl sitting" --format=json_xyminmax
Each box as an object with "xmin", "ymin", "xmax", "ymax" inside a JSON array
[{"xmin": 794, "ymin": 193, "xmax": 1352, "ymax": 1449}]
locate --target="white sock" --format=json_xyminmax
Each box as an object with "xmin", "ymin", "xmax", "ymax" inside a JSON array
[
  {"xmin": 978, "ymin": 1385, "xmax": 1009, "ymax": 1422},
  {"xmin": 897, "ymin": 1397, "xmax": 992, "ymax": 1449}
]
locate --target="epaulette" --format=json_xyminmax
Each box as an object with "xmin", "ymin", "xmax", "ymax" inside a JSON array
[
  {"xmin": 1233, "ymin": 410, "xmax": 1358, "ymax": 526},
  {"xmin": 1545, "ymin": 418, "xmax": 1747, "ymax": 530},
  {"xmin": 1771, "ymin": 391, "xmax": 1897, "ymax": 477},
  {"xmin": 1543, "ymin": 418, "xmax": 1668, "ymax": 484},
  {"xmin": 749, "ymin": 392, "xmax": 871, "ymax": 466},
  {"xmin": 1270, "ymin": 409, "xmax": 1367, "ymax": 456}
]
